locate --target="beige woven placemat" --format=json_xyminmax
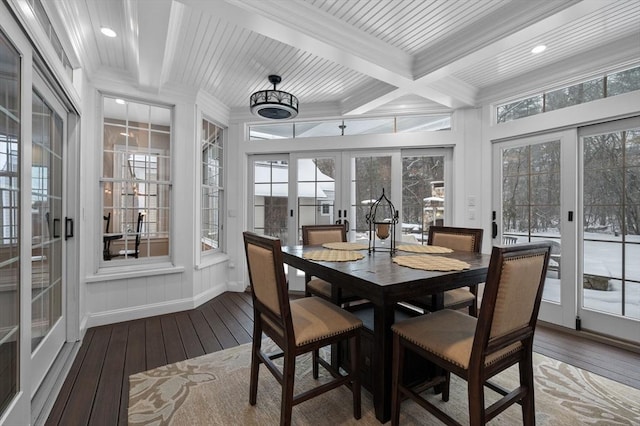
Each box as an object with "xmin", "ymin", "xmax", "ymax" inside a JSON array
[
  {"xmin": 303, "ymin": 250, "xmax": 365, "ymax": 262},
  {"xmin": 393, "ymin": 255, "xmax": 470, "ymax": 271},
  {"xmin": 322, "ymin": 242, "xmax": 368, "ymax": 251},
  {"xmin": 397, "ymin": 244, "xmax": 453, "ymax": 254}
]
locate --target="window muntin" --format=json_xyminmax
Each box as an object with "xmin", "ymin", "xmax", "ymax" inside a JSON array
[
  {"xmin": 201, "ymin": 119, "xmax": 224, "ymax": 253},
  {"xmin": 496, "ymin": 66, "xmax": 640, "ymax": 123},
  {"xmin": 101, "ymin": 97, "xmax": 171, "ymax": 263}
]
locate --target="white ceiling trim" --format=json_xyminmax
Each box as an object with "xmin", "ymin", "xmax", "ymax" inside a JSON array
[
  {"xmin": 477, "ymin": 35, "xmax": 640, "ymax": 105},
  {"xmin": 176, "ymin": 0, "xmax": 414, "ymax": 86},
  {"xmin": 417, "ymin": 0, "xmax": 612, "ymax": 83},
  {"xmin": 159, "ymin": 1, "xmax": 185, "ymax": 89},
  {"xmin": 135, "ymin": 0, "xmax": 174, "ymax": 92},
  {"xmin": 346, "ymin": 0, "xmax": 611, "ymax": 114},
  {"xmin": 224, "ymin": 0, "xmax": 414, "ymax": 80}
]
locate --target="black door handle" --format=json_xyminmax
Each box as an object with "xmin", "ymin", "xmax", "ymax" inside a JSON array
[
  {"xmin": 65, "ymin": 217, "xmax": 74, "ymax": 240},
  {"xmin": 53, "ymin": 218, "xmax": 61, "ymax": 238}
]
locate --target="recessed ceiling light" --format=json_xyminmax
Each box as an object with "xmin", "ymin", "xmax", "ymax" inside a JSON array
[
  {"xmin": 531, "ymin": 45, "xmax": 547, "ymax": 54},
  {"xmin": 115, "ymin": 98, "xmax": 126, "ymax": 105},
  {"xmin": 100, "ymin": 27, "xmax": 117, "ymax": 38}
]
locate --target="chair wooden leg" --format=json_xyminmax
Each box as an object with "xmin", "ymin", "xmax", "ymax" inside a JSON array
[
  {"xmin": 312, "ymin": 348, "xmax": 319, "ymax": 379},
  {"xmin": 469, "ymin": 285, "xmax": 479, "ymax": 317},
  {"xmin": 350, "ymin": 333, "xmax": 361, "ymax": 419},
  {"xmin": 468, "ymin": 376, "xmax": 485, "ymax": 426},
  {"xmin": 281, "ymin": 352, "xmax": 295, "ymax": 426},
  {"xmin": 520, "ymin": 352, "xmax": 536, "ymax": 426},
  {"xmin": 391, "ymin": 334, "xmax": 404, "ymax": 426},
  {"xmin": 442, "ymin": 371, "xmax": 450, "ymax": 402},
  {"xmin": 249, "ymin": 326, "xmax": 262, "ymax": 406}
]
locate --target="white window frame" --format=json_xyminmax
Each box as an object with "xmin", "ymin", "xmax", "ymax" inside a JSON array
[
  {"xmin": 199, "ymin": 116, "xmax": 225, "ymax": 258},
  {"xmin": 100, "ymin": 95, "xmax": 172, "ymax": 267}
]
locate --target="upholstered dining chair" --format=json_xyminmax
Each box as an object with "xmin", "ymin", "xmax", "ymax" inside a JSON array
[
  {"xmin": 390, "ymin": 242, "xmax": 552, "ymax": 426},
  {"xmin": 118, "ymin": 212, "xmax": 144, "ymax": 258},
  {"xmin": 405, "ymin": 226, "xmax": 483, "ymax": 316},
  {"xmin": 243, "ymin": 232, "xmax": 363, "ymax": 426},
  {"xmin": 301, "ymin": 224, "xmax": 361, "ymax": 306}
]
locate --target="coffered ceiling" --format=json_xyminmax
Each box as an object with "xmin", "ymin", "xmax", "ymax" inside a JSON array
[{"xmin": 48, "ymin": 0, "xmax": 640, "ymax": 118}]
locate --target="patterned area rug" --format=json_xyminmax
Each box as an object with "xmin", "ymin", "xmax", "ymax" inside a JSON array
[{"xmin": 129, "ymin": 340, "xmax": 640, "ymax": 425}]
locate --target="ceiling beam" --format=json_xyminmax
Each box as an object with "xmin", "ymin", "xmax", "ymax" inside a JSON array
[
  {"xmin": 135, "ymin": 0, "xmax": 180, "ymax": 92},
  {"xmin": 177, "ymin": 0, "xmax": 414, "ymax": 85},
  {"xmin": 347, "ymin": 0, "xmax": 610, "ymax": 114}
]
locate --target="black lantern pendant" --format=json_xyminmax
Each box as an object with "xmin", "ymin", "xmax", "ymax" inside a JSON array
[{"xmin": 365, "ymin": 188, "xmax": 399, "ymax": 255}]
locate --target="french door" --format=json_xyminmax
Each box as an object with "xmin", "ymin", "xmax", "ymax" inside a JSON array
[
  {"xmin": 249, "ymin": 149, "xmax": 451, "ymax": 291},
  {"xmin": 492, "ymin": 131, "xmax": 577, "ymax": 328},
  {"xmin": 493, "ymin": 124, "xmax": 639, "ymax": 343},
  {"xmin": 578, "ymin": 117, "xmax": 640, "ymax": 342},
  {"xmin": 30, "ymin": 71, "xmax": 68, "ymax": 396}
]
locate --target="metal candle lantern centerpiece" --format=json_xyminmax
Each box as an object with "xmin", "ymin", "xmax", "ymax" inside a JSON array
[{"xmin": 365, "ymin": 189, "xmax": 399, "ymax": 255}]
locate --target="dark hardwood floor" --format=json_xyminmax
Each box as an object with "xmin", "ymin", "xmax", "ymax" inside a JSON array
[{"xmin": 45, "ymin": 291, "xmax": 639, "ymax": 426}]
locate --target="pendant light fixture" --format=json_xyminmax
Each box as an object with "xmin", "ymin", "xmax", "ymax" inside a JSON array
[{"xmin": 249, "ymin": 75, "xmax": 299, "ymax": 120}]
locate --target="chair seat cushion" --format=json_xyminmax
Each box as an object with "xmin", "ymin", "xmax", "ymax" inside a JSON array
[
  {"xmin": 392, "ymin": 309, "xmax": 521, "ymax": 370},
  {"xmin": 409, "ymin": 288, "xmax": 475, "ymax": 309},
  {"xmin": 290, "ymin": 297, "xmax": 363, "ymax": 347},
  {"xmin": 307, "ymin": 278, "xmax": 356, "ymax": 299}
]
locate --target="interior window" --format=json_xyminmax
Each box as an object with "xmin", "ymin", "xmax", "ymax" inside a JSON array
[
  {"xmin": 201, "ymin": 118, "xmax": 224, "ymax": 254},
  {"xmin": 101, "ymin": 97, "xmax": 171, "ymax": 263}
]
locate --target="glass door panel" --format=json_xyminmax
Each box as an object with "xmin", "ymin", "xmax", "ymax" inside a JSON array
[
  {"xmin": 581, "ymin": 120, "xmax": 640, "ymax": 340},
  {"xmin": 30, "ymin": 77, "xmax": 67, "ymax": 396},
  {"xmin": 401, "ymin": 153, "xmax": 446, "ymax": 244},
  {"xmin": 350, "ymin": 155, "xmax": 392, "ymax": 243},
  {"xmin": 0, "ymin": 29, "xmax": 20, "ymax": 416},
  {"xmin": 296, "ymin": 155, "xmax": 338, "ymax": 240},
  {"xmin": 501, "ymin": 141, "xmax": 562, "ymax": 303},
  {"xmin": 251, "ymin": 158, "xmax": 289, "ymax": 241}
]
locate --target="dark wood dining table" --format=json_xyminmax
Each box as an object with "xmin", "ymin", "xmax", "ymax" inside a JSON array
[{"xmin": 281, "ymin": 244, "xmax": 491, "ymax": 423}]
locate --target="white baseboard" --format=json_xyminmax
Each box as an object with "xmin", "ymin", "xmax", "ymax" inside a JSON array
[{"xmin": 85, "ymin": 282, "xmax": 236, "ymax": 328}]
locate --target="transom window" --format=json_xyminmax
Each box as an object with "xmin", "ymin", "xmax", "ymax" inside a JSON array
[{"xmin": 497, "ymin": 66, "xmax": 640, "ymax": 123}]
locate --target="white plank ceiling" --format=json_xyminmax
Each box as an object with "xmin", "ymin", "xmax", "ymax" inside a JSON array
[{"xmin": 48, "ymin": 0, "xmax": 640, "ymax": 118}]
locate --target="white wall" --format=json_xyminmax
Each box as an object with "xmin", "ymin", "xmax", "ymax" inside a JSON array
[{"xmin": 78, "ymin": 81, "xmax": 235, "ymax": 330}]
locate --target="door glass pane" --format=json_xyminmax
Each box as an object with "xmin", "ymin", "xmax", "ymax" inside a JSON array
[
  {"xmin": 401, "ymin": 155, "xmax": 445, "ymax": 244},
  {"xmin": 297, "ymin": 157, "xmax": 336, "ymax": 242},
  {"xmin": 351, "ymin": 156, "xmax": 391, "ymax": 242},
  {"xmin": 31, "ymin": 91, "xmax": 62, "ymax": 351},
  {"xmin": 0, "ymin": 29, "xmax": 20, "ymax": 416},
  {"xmin": 253, "ymin": 160, "xmax": 288, "ymax": 240},
  {"xmin": 502, "ymin": 141, "xmax": 562, "ymax": 303},
  {"xmin": 583, "ymin": 126, "xmax": 640, "ymax": 319}
]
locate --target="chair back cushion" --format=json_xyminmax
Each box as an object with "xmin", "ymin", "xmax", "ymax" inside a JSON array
[
  {"xmin": 428, "ymin": 226, "xmax": 483, "ymax": 253},
  {"xmin": 431, "ymin": 233, "xmax": 476, "ymax": 252},
  {"xmin": 246, "ymin": 243, "xmax": 282, "ymax": 316},
  {"xmin": 473, "ymin": 242, "xmax": 551, "ymax": 362},
  {"xmin": 490, "ymin": 252, "xmax": 548, "ymax": 339},
  {"xmin": 302, "ymin": 224, "xmax": 347, "ymax": 246}
]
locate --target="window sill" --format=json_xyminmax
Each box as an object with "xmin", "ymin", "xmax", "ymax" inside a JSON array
[
  {"xmin": 86, "ymin": 263, "xmax": 185, "ymax": 283},
  {"xmin": 195, "ymin": 252, "xmax": 230, "ymax": 270}
]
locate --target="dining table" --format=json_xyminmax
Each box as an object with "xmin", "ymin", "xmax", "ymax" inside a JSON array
[{"xmin": 281, "ymin": 244, "xmax": 491, "ymax": 423}]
